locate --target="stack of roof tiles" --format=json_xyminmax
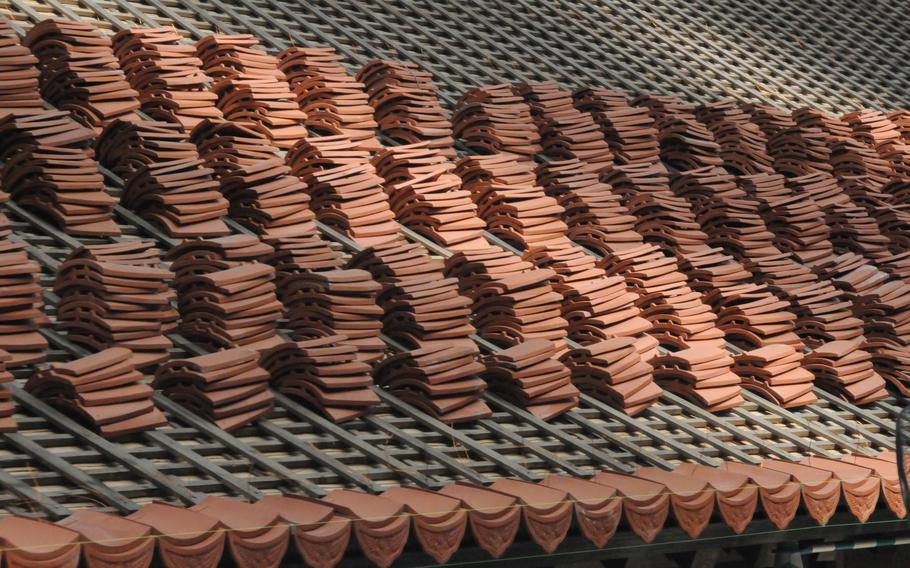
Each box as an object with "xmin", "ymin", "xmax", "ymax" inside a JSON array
[
  {"xmin": 560, "ymin": 337, "xmax": 661, "ymax": 415},
  {"xmin": 111, "ymin": 27, "xmax": 224, "ymax": 130},
  {"xmin": 278, "ymin": 46, "xmax": 381, "ymax": 151},
  {"xmin": 456, "ymin": 152, "xmax": 571, "ymax": 249},
  {"xmin": 23, "ymin": 19, "xmax": 140, "ymax": 129},
  {"xmin": 190, "ymin": 119, "xmax": 283, "ymax": 178},
  {"xmin": 349, "ymin": 240, "xmax": 477, "ymax": 351},
  {"xmin": 0, "ymin": 239, "xmax": 47, "ymax": 366},
  {"xmin": 634, "ymin": 94, "xmax": 724, "ymax": 170},
  {"xmin": 444, "ymin": 247, "xmax": 568, "ymax": 349},
  {"xmin": 0, "ymin": 350, "xmax": 16, "ymax": 432},
  {"xmin": 572, "ymin": 87, "xmax": 661, "ymax": 166},
  {"xmin": 169, "ymin": 237, "xmax": 283, "ymax": 351},
  {"xmin": 694, "ymin": 99, "xmax": 774, "ymax": 175},
  {"xmin": 55, "ymin": 241, "xmax": 176, "ymax": 367},
  {"xmin": 280, "ymin": 265, "xmax": 385, "ymax": 363},
  {"xmin": 515, "ymin": 81, "xmax": 614, "ymax": 170},
  {"xmin": 0, "ymin": 21, "xmax": 44, "ymax": 117},
  {"xmin": 598, "ymin": 243, "xmax": 726, "ymax": 350},
  {"xmin": 195, "ymin": 35, "xmax": 308, "ymax": 148},
  {"xmin": 286, "ymin": 136, "xmax": 401, "ymax": 247},
  {"xmin": 482, "ymin": 338, "xmax": 579, "ymax": 420},
  {"xmin": 96, "ymin": 118, "xmax": 230, "ymax": 237},
  {"xmin": 358, "ymin": 59, "xmax": 455, "ymax": 157},
  {"xmin": 0, "ymin": 111, "xmax": 120, "ymax": 236},
  {"xmin": 733, "ymin": 344, "xmax": 817, "ymax": 408},
  {"xmin": 453, "ymin": 84, "xmax": 543, "ymax": 159},
  {"xmin": 374, "ymin": 343, "xmax": 492, "ymax": 423},
  {"xmin": 803, "ymin": 338, "xmax": 889, "ymax": 404},
  {"xmin": 535, "ymin": 158, "xmax": 643, "ymax": 250},
  {"xmin": 653, "ymin": 345, "xmax": 744, "ymax": 411},
  {"xmin": 372, "ymin": 142, "xmax": 488, "ymax": 251},
  {"xmin": 742, "ymin": 102, "xmax": 798, "ymax": 139},
  {"xmin": 26, "ymin": 346, "xmax": 167, "ymax": 437},
  {"xmin": 262, "ymin": 335, "xmax": 379, "ymax": 423},
  {"xmin": 153, "ymin": 347, "xmax": 274, "ymax": 431}
]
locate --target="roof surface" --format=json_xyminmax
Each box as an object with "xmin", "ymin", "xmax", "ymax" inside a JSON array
[{"xmin": 0, "ymin": 0, "xmax": 906, "ymax": 567}]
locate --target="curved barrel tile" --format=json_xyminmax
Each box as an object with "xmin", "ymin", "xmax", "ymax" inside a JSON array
[
  {"xmin": 254, "ymin": 495, "xmax": 350, "ymax": 568},
  {"xmin": 382, "ymin": 487, "xmax": 467, "ymax": 564},
  {"xmin": 720, "ymin": 462, "xmax": 800, "ymax": 529},
  {"xmin": 842, "ymin": 454, "xmax": 905, "ymax": 518},
  {"xmin": 191, "ymin": 496, "xmax": 289, "ymax": 568},
  {"xmin": 0, "ymin": 517, "xmax": 80, "ymax": 568},
  {"xmin": 323, "ymin": 490, "xmax": 409, "ymax": 568},
  {"xmin": 633, "ymin": 467, "xmax": 715, "ymax": 538},
  {"xmin": 127, "ymin": 502, "xmax": 225, "ymax": 568},
  {"xmin": 438, "ymin": 482, "xmax": 521, "ymax": 559},
  {"xmin": 540, "ymin": 475, "xmax": 622, "ymax": 548},
  {"xmin": 57, "ymin": 509, "xmax": 154, "ymax": 568},
  {"xmin": 762, "ymin": 460, "xmax": 840, "ymax": 525},
  {"xmin": 802, "ymin": 456, "xmax": 880, "ymax": 522},
  {"xmin": 593, "ymin": 471, "xmax": 669, "ymax": 543},
  {"xmin": 675, "ymin": 463, "xmax": 758, "ymax": 534},
  {"xmin": 489, "ymin": 479, "xmax": 573, "ymax": 554}
]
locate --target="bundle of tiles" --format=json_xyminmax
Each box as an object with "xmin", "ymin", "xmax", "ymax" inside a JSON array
[
  {"xmin": 744, "ymin": 252, "xmax": 865, "ymax": 348},
  {"xmin": 190, "ymin": 119, "xmax": 283, "ymax": 179},
  {"xmin": 452, "ymin": 84, "xmax": 543, "ymax": 159},
  {"xmin": 176, "ymin": 262, "xmax": 284, "ymax": 352},
  {"xmin": 793, "ymin": 107, "xmax": 854, "ymax": 140},
  {"xmin": 26, "ymin": 347, "xmax": 167, "ymax": 437},
  {"xmin": 514, "ymin": 81, "xmax": 614, "ymax": 170},
  {"xmin": 603, "ymin": 161, "xmax": 712, "ymax": 254},
  {"xmin": 277, "ymin": 46, "xmax": 380, "ymax": 151},
  {"xmin": 559, "ymin": 337, "xmax": 661, "ymax": 416},
  {"xmin": 0, "ymin": 21, "xmax": 44, "ymax": 117},
  {"xmin": 678, "ymin": 247, "xmax": 802, "ymax": 349},
  {"xmin": 482, "ymin": 338, "xmax": 579, "ymax": 421},
  {"xmin": 111, "ymin": 27, "xmax": 223, "ymax": 130},
  {"xmin": 374, "ymin": 343, "xmax": 492, "ymax": 424},
  {"xmin": 55, "ymin": 242, "xmax": 177, "ymax": 367},
  {"xmin": 652, "ymin": 346, "xmax": 744, "ymax": 412},
  {"xmin": 0, "ymin": 240, "xmax": 47, "ymax": 366},
  {"xmin": 262, "ymin": 336, "xmax": 379, "ymax": 423},
  {"xmin": 522, "ymin": 244, "xmax": 657, "ymax": 359},
  {"xmin": 444, "ymin": 246, "xmax": 568, "ymax": 350},
  {"xmin": 153, "ymin": 348, "xmax": 274, "ymax": 431},
  {"xmin": 281, "ymin": 267, "xmax": 385, "ymax": 363},
  {"xmin": 734, "ymin": 344, "xmax": 816, "ymax": 408},
  {"xmin": 23, "ymin": 19, "xmax": 140, "ymax": 129},
  {"xmin": 741, "ymin": 173, "xmax": 834, "ymax": 264},
  {"xmin": 597, "ymin": 243, "xmax": 726, "ymax": 349},
  {"xmin": 694, "ymin": 99, "xmax": 773, "ymax": 174},
  {"xmin": 167, "ymin": 234, "xmax": 273, "ymax": 280},
  {"xmin": 0, "ymin": 111, "xmax": 120, "ymax": 236},
  {"xmin": 262, "ymin": 235, "xmax": 346, "ymax": 290},
  {"xmin": 802, "ymin": 338, "xmax": 889, "ymax": 404},
  {"xmin": 766, "ymin": 126, "xmax": 833, "ymax": 176},
  {"xmin": 96, "ymin": 119, "xmax": 230, "ymax": 237},
  {"xmin": 219, "ymin": 157, "xmax": 318, "ymax": 238},
  {"xmin": 634, "ymin": 94, "xmax": 724, "ymax": 170},
  {"xmin": 0, "ymin": 350, "xmax": 15, "ymax": 431},
  {"xmin": 349, "ymin": 240, "xmax": 477, "ymax": 351},
  {"xmin": 358, "ymin": 59, "xmax": 456, "ymax": 157},
  {"xmin": 887, "ymin": 110, "xmax": 910, "ymax": 141},
  {"xmin": 195, "ymin": 35, "xmax": 308, "ymax": 148},
  {"xmin": 371, "ymin": 142, "xmax": 488, "ymax": 251},
  {"xmin": 829, "ymin": 137, "xmax": 892, "ymax": 189},
  {"xmin": 456, "ymin": 153, "xmax": 572, "ymax": 249},
  {"xmin": 535, "ymin": 158, "xmax": 644, "ymax": 252},
  {"xmin": 572, "ymin": 87, "xmax": 661, "ymax": 166},
  {"xmin": 741, "ymin": 102, "xmax": 797, "ymax": 139},
  {"xmin": 167, "ymin": 236, "xmax": 283, "ymax": 351},
  {"xmin": 285, "ymin": 137, "xmax": 401, "ymax": 247}
]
